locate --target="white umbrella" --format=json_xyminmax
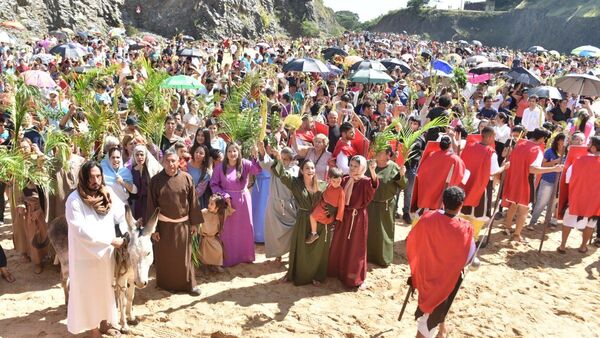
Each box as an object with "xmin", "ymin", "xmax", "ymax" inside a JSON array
[
  {"xmin": 31, "ymin": 53, "xmax": 56, "ymax": 64},
  {"xmin": 0, "ymin": 31, "xmax": 15, "ymax": 44},
  {"xmin": 466, "ymin": 55, "xmax": 488, "ymax": 64},
  {"xmin": 555, "ymin": 73, "xmax": 600, "ymax": 97}
]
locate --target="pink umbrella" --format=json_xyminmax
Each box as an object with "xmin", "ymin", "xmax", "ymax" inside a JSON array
[
  {"xmin": 468, "ymin": 72, "xmax": 492, "ymax": 84},
  {"xmin": 143, "ymin": 35, "xmax": 157, "ymax": 45},
  {"xmin": 21, "ymin": 70, "xmax": 57, "ymax": 88}
]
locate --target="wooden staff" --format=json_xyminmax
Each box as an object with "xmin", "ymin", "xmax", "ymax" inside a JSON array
[{"xmin": 397, "ymin": 278, "xmax": 414, "ymax": 321}]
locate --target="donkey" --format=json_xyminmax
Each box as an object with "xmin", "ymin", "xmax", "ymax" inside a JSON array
[{"xmin": 45, "ymin": 206, "xmax": 159, "ymax": 333}]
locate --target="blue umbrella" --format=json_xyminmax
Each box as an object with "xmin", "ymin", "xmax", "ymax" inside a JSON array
[{"xmin": 432, "ymin": 59, "xmax": 453, "ymax": 74}]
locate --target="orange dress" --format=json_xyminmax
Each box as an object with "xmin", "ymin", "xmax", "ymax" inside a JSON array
[{"xmin": 311, "ymin": 185, "xmax": 345, "ymax": 225}]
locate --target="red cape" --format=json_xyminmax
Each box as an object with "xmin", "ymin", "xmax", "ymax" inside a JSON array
[
  {"xmin": 406, "ymin": 211, "xmax": 473, "ymax": 313},
  {"xmin": 421, "ymin": 141, "xmax": 441, "ymax": 163},
  {"xmin": 390, "ymin": 140, "xmax": 405, "ymax": 167},
  {"xmin": 501, "ymin": 140, "xmax": 541, "ymax": 206},
  {"xmin": 557, "ymin": 146, "xmax": 589, "ymax": 219},
  {"xmin": 352, "ymin": 129, "xmax": 370, "ymax": 157},
  {"xmin": 330, "ymin": 139, "xmax": 358, "ymax": 168},
  {"xmin": 567, "ymin": 155, "xmax": 600, "ymax": 217},
  {"xmin": 460, "ymin": 143, "xmax": 495, "ymax": 207},
  {"xmin": 411, "ymin": 150, "xmax": 466, "ymax": 212},
  {"xmin": 466, "ymin": 134, "xmax": 495, "ymax": 149},
  {"xmin": 296, "ymin": 129, "xmax": 315, "ymax": 144},
  {"xmin": 314, "ymin": 121, "xmax": 329, "ymax": 136}
]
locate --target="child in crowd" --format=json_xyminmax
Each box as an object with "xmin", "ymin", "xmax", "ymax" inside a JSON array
[
  {"xmin": 306, "ymin": 167, "xmax": 345, "ymax": 244},
  {"xmin": 199, "ymin": 193, "xmax": 233, "ymax": 271}
]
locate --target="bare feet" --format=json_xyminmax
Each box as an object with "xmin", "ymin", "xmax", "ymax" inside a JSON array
[
  {"xmin": 312, "ymin": 279, "xmax": 321, "ymax": 286},
  {"xmin": 274, "ymin": 256, "xmax": 282, "ymax": 263},
  {"xmin": 358, "ymin": 281, "xmax": 369, "ymax": 290},
  {"xmin": 436, "ymin": 322, "xmax": 449, "ymax": 338},
  {"xmin": 0, "ymin": 267, "xmax": 15, "ymax": 283},
  {"xmin": 279, "ymin": 275, "xmax": 289, "ymax": 283},
  {"xmin": 21, "ymin": 254, "xmax": 31, "ymax": 263},
  {"xmin": 34, "ymin": 264, "xmax": 43, "ymax": 274}
]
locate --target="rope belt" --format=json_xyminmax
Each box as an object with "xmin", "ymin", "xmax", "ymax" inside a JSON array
[
  {"xmin": 372, "ymin": 197, "xmax": 395, "ymax": 211},
  {"xmin": 158, "ymin": 214, "xmax": 189, "ymax": 223},
  {"xmin": 347, "ymin": 208, "xmax": 359, "ymax": 240}
]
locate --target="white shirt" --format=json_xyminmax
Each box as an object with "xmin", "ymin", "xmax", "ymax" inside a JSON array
[
  {"xmin": 522, "ymin": 107, "xmax": 544, "ymax": 131},
  {"xmin": 492, "ymin": 93, "xmax": 504, "ymax": 111},
  {"xmin": 336, "ymin": 152, "xmax": 350, "ymax": 175},
  {"xmin": 493, "ymin": 124, "xmax": 511, "ymax": 143}
]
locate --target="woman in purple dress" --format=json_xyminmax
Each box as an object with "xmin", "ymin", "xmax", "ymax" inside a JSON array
[
  {"xmin": 129, "ymin": 145, "xmax": 162, "ymax": 222},
  {"xmin": 210, "ymin": 143, "xmax": 261, "ymax": 267}
]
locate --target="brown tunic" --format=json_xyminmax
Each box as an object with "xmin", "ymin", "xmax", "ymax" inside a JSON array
[
  {"xmin": 147, "ymin": 170, "xmax": 203, "ymax": 292},
  {"xmin": 48, "ymin": 156, "xmax": 84, "ymax": 222}
]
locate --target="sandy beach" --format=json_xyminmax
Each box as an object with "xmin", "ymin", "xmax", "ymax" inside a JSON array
[{"xmin": 1, "ymin": 210, "xmax": 598, "ymax": 338}]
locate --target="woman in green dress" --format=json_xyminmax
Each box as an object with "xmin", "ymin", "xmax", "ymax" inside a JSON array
[
  {"xmin": 366, "ymin": 148, "xmax": 407, "ymax": 267},
  {"xmin": 261, "ymin": 143, "xmax": 331, "ymax": 286}
]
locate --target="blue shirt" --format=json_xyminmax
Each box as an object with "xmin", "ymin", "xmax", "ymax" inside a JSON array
[{"xmin": 541, "ymin": 148, "xmax": 559, "ymax": 182}]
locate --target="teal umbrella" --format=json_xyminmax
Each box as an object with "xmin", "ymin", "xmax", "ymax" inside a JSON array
[
  {"xmin": 349, "ymin": 69, "xmax": 393, "ymax": 84},
  {"xmin": 160, "ymin": 75, "xmax": 205, "ymax": 90}
]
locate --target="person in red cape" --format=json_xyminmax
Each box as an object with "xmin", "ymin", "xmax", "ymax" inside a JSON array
[
  {"xmin": 558, "ymin": 136, "xmax": 600, "ymax": 253},
  {"xmin": 294, "ymin": 115, "xmax": 315, "ymax": 147},
  {"xmin": 407, "ymin": 186, "xmax": 475, "ymax": 338},
  {"xmin": 411, "ymin": 136, "xmax": 467, "ymax": 213},
  {"xmin": 327, "ymin": 155, "xmax": 378, "ymax": 289},
  {"xmin": 501, "ymin": 128, "xmax": 563, "ymax": 242},
  {"xmin": 329, "ymin": 122, "xmax": 358, "ymax": 175},
  {"xmin": 460, "ymin": 127, "xmax": 507, "ymax": 218}
]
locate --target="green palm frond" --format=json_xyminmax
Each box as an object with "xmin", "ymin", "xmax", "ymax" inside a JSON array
[
  {"xmin": 397, "ymin": 116, "xmax": 449, "ymax": 162},
  {"xmin": 371, "ymin": 118, "xmax": 402, "ymax": 154},
  {"xmin": 43, "ymin": 128, "xmax": 72, "ymax": 168},
  {"xmin": 130, "ymin": 58, "xmax": 169, "ymax": 145},
  {"xmin": 12, "ymin": 80, "xmax": 43, "ymax": 145}
]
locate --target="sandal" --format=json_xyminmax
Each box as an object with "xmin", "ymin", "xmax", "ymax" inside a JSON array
[
  {"xmin": 99, "ymin": 321, "xmax": 122, "ymax": 337},
  {"xmin": 594, "ymin": 239, "xmax": 600, "ymax": 248},
  {"xmin": 578, "ymin": 246, "xmax": 588, "ymax": 254},
  {"xmin": 0, "ymin": 269, "xmax": 15, "ymax": 283},
  {"xmin": 511, "ymin": 235, "xmax": 528, "ymax": 243},
  {"xmin": 556, "ymin": 247, "xmax": 566, "ymax": 254}
]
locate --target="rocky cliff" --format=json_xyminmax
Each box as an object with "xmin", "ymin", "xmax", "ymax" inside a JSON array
[
  {"xmin": 0, "ymin": 0, "xmax": 341, "ymax": 39},
  {"xmin": 370, "ymin": 1, "xmax": 600, "ymax": 53}
]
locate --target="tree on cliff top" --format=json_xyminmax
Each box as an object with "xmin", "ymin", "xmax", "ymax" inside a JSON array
[
  {"xmin": 407, "ymin": 0, "xmax": 430, "ymax": 10},
  {"xmin": 335, "ymin": 11, "xmax": 361, "ymax": 31}
]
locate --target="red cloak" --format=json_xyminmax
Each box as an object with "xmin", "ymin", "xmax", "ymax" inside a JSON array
[
  {"xmin": 295, "ymin": 129, "xmax": 314, "ymax": 144},
  {"xmin": 328, "ymin": 176, "xmax": 378, "ymax": 287},
  {"xmin": 557, "ymin": 146, "xmax": 589, "ymax": 219},
  {"xmin": 460, "ymin": 143, "xmax": 495, "ymax": 207},
  {"xmin": 501, "ymin": 140, "xmax": 541, "ymax": 206},
  {"xmin": 567, "ymin": 155, "xmax": 600, "ymax": 217},
  {"xmin": 406, "ymin": 211, "xmax": 473, "ymax": 314},
  {"xmin": 411, "ymin": 150, "xmax": 466, "ymax": 212},
  {"xmin": 329, "ymin": 139, "xmax": 358, "ymax": 168}
]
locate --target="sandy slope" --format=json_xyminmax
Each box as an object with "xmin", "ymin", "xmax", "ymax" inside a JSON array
[{"xmin": 0, "ymin": 211, "xmax": 598, "ymax": 338}]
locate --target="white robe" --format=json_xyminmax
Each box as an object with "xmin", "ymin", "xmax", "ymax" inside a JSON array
[{"xmin": 65, "ymin": 187, "xmax": 127, "ymax": 334}]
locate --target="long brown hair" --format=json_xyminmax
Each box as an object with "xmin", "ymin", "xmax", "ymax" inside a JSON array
[
  {"xmin": 223, "ymin": 143, "xmax": 243, "ymax": 180},
  {"xmin": 298, "ymin": 159, "xmax": 318, "ymax": 193}
]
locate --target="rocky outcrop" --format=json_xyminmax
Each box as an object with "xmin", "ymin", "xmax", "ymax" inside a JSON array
[
  {"xmin": 0, "ymin": 0, "xmax": 341, "ymax": 40},
  {"xmin": 370, "ymin": 7, "xmax": 600, "ymax": 53},
  {"xmin": 0, "ymin": 0, "xmax": 124, "ymax": 35},
  {"xmin": 121, "ymin": 0, "xmax": 341, "ymax": 39}
]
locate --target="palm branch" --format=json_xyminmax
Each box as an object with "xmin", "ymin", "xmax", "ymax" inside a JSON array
[
  {"xmin": 396, "ymin": 116, "xmax": 449, "ymax": 162},
  {"xmin": 130, "ymin": 58, "xmax": 169, "ymax": 145},
  {"xmin": 12, "ymin": 79, "xmax": 43, "ymax": 145},
  {"xmin": 43, "ymin": 127, "xmax": 72, "ymax": 168}
]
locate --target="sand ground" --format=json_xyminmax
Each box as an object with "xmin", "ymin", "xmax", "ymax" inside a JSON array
[{"xmin": 1, "ymin": 207, "xmax": 599, "ymax": 338}]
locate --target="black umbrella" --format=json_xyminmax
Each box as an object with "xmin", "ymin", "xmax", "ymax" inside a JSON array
[
  {"xmin": 469, "ymin": 61, "xmax": 510, "ymax": 75},
  {"xmin": 49, "ymin": 43, "xmax": 87, "ymax": 59},
  {"xmin": 178, "ymin": 48, "xmax": 203, "ymax": 58},
  {"xmin": 506, "ymin": 66, "xmax": 542, "ymax": 87},
  {"xmin": 283, "ymin": 58, "xmax": 329, "ymax": 73},
  {"xmin": 527, "ymin": 86, "xmax": 563, "ymax": 100},
  {"xmin": 350, "ymin": 60, "xmax": 387, "ymax": 72},
  {"xmin": 128, "ymin": 44, "xmax": 148, "ymax": 51},
  {"xmin": 456, "ymin": 46, "xmax": 473, "ymax": 56},
  {"xmin": 322, "ymin": 47, "xmax": 347, "ymax": 61},
  {"xmin": 380, "ymin": 58, "xmax": 411, "ymax": 73}
]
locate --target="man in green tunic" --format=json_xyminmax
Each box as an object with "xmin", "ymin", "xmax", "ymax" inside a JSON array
[{"xmin": 367, "ymin": 148, "xmax": 407, "ymax": 267}]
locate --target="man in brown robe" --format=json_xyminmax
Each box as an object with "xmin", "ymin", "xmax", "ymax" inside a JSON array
[{"xmin": 147, "ymin": 148, "xmax": 203, "ymax": 295}]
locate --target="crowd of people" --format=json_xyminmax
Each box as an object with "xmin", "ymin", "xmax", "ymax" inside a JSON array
[{"xmin": 0, "ymin": 28, "xmax": 599, "ymax": 337}]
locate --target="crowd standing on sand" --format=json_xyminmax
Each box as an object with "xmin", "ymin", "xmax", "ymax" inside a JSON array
[{"xmin": 0, "ymin": 25, "xmax": 599, "ymax": 337}]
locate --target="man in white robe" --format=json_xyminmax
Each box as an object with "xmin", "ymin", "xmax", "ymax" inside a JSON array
[{"xmin": 65, "ymin": 161, "xmax": 126, "ymax": 337}]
